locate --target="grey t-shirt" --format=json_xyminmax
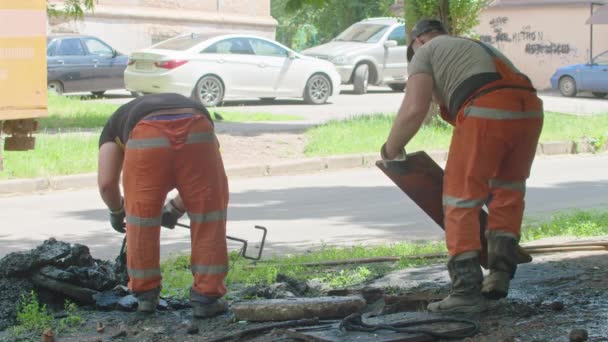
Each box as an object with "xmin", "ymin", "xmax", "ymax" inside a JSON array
[{"xmin": 407, "ymin": 35, "xmax": 519, "ymax": 110}]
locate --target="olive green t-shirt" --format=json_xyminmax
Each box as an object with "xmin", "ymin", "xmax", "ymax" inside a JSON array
[{"xmin": 407, "ymin": 35, "xmax": 520, "ymax": 110}]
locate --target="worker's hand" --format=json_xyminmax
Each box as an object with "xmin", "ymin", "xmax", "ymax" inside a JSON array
[
  {"xmin": 161, "ymin": 199, "xmax": 185, "ymax": 229},
  {"xmin": 380, "ymin": 143, "xmax": 407, "ymax": 168},
  {"xmin": 109, "ymin": 199, "xmax": 126, "ymax": 234}
]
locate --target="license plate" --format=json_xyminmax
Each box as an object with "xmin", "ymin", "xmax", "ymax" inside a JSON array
[{"xmin": 135, "ymin": 61, "xmax": 154, "ymax": 70}]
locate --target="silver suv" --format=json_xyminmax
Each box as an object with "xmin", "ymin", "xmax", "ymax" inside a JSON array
[{"xmin": 302, "ymin": 17, "xmax": 407, "ymax": 94}]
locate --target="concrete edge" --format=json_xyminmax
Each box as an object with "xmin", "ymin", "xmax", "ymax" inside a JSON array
[{"xmin": 1, "ymin": 140, "xmax": 605, "ymax": 196}]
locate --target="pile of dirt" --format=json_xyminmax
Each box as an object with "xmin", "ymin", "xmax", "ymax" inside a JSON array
[{"xmin": 0, "ymin": 238, "xmax": 122, "ymax": 330}]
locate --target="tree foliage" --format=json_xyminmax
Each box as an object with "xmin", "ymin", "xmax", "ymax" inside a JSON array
[
  {"xmin": 272, "ymin": 0, "xmax": 394, "ymax": 50},
  {"xmin": 404, "ymin": 0, "xmax": 488, "ymax": 36},
  {"xmin": 47, "ymin": 0, "xmax": 96, "ymax": 20}
]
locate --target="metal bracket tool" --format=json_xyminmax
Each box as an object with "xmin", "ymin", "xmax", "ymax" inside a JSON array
[{"xmin": 175, "ymin": 222, "xmax": 268, "ymax": 261}]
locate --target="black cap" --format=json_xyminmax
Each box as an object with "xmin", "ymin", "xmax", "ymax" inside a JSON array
[{"xmin": 407, "ymin": 19, "xmax": 447, "ymax": 62}]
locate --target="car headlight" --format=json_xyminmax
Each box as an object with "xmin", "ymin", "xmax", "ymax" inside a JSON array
[{"xmin": 331, "ymin": 55, "xmax": 349, "ymax": 65}]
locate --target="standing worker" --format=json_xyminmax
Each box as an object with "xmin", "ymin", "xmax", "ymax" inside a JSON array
[
  {"xmin": 97, "ymin": 93, "xmax": 229, "ymax": 318},
  {"xmin": 381, "ymin": 19, "xmax": 543, "ymax": 313}
]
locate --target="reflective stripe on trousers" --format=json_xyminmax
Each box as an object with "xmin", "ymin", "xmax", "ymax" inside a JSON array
[
  {"xmin": 443, "ymin": 94, "xmax": 542, "ymax": 256},
  {"xmin": 123, "ymin": 115, "xmax": 229, "ymax": 297}
]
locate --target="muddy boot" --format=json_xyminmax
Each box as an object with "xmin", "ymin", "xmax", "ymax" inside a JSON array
[
  {"xmin": 482, "ymin": 230, "xmax": 519, "ymax": 300},
  {"xmin": 191, "ymin": 299, "xmax": 228, "ymax": 318},
  {"xmin": 190, "ymin": 288, "xmax": 228, "ymax": 319},
  {"xmin": 136, "ymin": 287, "xmax": 160, "ymax": 313},
  {"xmin": 427, "ymin": 251, "xmax": 487, "ymax": 313}
]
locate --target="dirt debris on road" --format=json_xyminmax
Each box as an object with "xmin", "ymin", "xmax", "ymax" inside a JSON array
[{"xmin": 1, "ymin": 238, "xmax": 607, "ymax": 341}]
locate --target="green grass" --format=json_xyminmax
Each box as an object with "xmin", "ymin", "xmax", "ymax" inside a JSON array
[
  {"xmin": 39, "ymin": 94, "xmax": 302, "ymax": 130},
  {"xmin": 41, "ymin": 94, "xmax": 119, "ymax": 130},
  {"xmin": 159, "ymin": 209, "xmax": 608, "ymax": 299},
  {"xmin": 160, "ymin": 241, "xmax": 447, "ymax": 299},
  {"xmin": 0, "ymin": 133, "xmax": 99, "ymax": 180},
  {"xmin": 305, "ymin": 114, "xmax": 452, "ymax": 156},
  {"xmin": 539, "ymin": 112, "xmax": 608, "ymax": 142},
  {"xmin": 305, "ymin": 112, "xmax": 608, "ymax": 156},
  {"xmin": 522, "ymin": 209, "xmax": 608, "ymax": 242}
]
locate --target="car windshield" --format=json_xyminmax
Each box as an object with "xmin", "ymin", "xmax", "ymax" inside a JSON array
[
  {"xmin": 153, "ymin": 33, "xmax": 215, "ymax": 51},
  {"xmin": 334, "ymin": 24, "xmax": 390, "ymax": 43}
]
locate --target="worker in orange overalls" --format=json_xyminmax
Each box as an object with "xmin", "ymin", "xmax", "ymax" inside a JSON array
[
  {"xmin": 97, "ymin": 93, "xmax": 229, "ymax": 318},
  {"xmin": 382, "ymin": 19, "xmax": 543, "ymax": 313}
]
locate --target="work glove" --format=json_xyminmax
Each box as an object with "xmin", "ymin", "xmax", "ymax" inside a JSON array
[
  {"xmin": 109, "ymin": 198, "xmax": 126, "ymax": 234},
  {"xmin": 380, "ymin": 142, "xmax": 407, "ymax": 168},
  {"xmin": 161, "ymin": 199, "xmax": 185, "ymax": 229}
]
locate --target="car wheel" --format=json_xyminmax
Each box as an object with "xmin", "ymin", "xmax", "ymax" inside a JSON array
[
  {"xmin": 194, "ymin": 75, "xmax": 224, "ymax": 107},
  {"xmin": 592, "ymin": 92, "xmax": 607, "ymax": 99},
  {"xmin": 260, "ymin": 97, "xmax": 276, "ymax": 103},
  {"xmin": 558, "ymin": 76, "xmax": 577, "ymax": 97},
  {"xmin": 389, "ymin": 83, "xmax": 406, "ymax": 92},
  {"xmin": 353, "ymin": 64, "xmax": 369, "ymax": 95},
  {"xmin": 304, "ymin": 74, "xmax": 331, "ymax": 105},
  {"xmin": 48, "ymin": 81, "xmax": 64, "ymax": 95},
  {"xmin": 91, "ymin": 91, "xmax": 105, "ymax": 98}
]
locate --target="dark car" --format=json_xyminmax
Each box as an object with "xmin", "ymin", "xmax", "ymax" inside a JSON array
[
  {"xmin": 550, "ymin": 50, "xmax": 608, "ymax": 98},
  {"xmin": 47, "ymin": 35, "xmax": 129, "ymax": 96}
]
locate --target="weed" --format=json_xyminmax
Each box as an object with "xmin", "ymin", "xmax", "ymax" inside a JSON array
[
  {"xmin": 9, "ymin": 291, "xmax": 53, "ymax": 339},
  {"xmin": 322, "ymin": 267, "xmax": 373, "ymax": 288},
  {"xmin": 590, "ymin": 133, "xmax": 607, "ymax": 152},
  {"xmin": 57, "ymin": 300, "xmax": 84, "ymax": 334}
]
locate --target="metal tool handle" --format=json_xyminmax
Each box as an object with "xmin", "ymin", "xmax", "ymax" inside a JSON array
[{"xmin": 174, "ymin": 222, "xmax": 267, "ymax": 261}]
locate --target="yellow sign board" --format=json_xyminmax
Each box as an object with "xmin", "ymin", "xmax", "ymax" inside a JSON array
[
  {"xmin": 0, "ymin": 0, "xmax": 46, "ymax": 11},
  {"xmin": 0, "ymin": 0, "xmax": 48, "ymax": 120}
]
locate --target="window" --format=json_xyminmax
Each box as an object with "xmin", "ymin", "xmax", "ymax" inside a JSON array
[
  {"xmin": 387, "ymin": 25, "xmax": 406, "ymax": 46},
  {"xmin": 83, "ymin": 38, "xmax": 113, "ymax": 56},
  {"xmin": 335, "ymin": 24, "xmax": 390, "ymax": 43},
  {"xmin": 594, "ymin": 51, "xmax": 608, "ymax": 65},
  {"xmin": 248, "ymin": 39, "xmax": 288, "ymax": 58},
  {"xmin": 202, "ymin": 38, "xmax": 254, "ymax": 55},
  {"xmin": 154, "ymin": 33, "xmax": 216, "ymax": 51},
  {"xmin": 47, "ymin": 39, "xmax": 59, "ymax": 56},
  {"xmin": 57, "ymin": 38, "xmax": 85, "ymax": 56}
]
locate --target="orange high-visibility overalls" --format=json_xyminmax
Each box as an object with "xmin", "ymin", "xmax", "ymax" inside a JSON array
[
  {"xmin": 122, "ymin": 112, "xmax": 229, "ymax": 300},
  {"xmin": 440, "ymin": 42, "xmax": 544, "ymax": 256}
]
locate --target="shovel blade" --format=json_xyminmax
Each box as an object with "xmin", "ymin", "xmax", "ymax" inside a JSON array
[{"xmin": 376, "ymin": 151, "xmax": 490, "ymax": 269}]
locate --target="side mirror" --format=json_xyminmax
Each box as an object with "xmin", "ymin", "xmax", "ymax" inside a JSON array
[
  {"xmin": 288, "ymin": 51, "xmax": 296, "ymax": 59},
  {"xmin": 384, "ymin": 40, "xmax": 398, "ymax": 49},
  {"xmin": 112, "ymin": 49, "xmax": 118, "ymax": 58}
]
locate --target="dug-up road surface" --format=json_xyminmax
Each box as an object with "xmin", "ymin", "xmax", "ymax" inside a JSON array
[{"xmin": 1, "ymin": 239, "xmax": 606, "ymax": 342}]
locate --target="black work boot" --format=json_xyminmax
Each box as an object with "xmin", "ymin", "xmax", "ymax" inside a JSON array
[
  {"xmin": 190, "ymin": 288, "xmax": 228, "ymax": 319},
  {"xmin": 427, "ymin": 251, "xmax": 487, "ymax": 313},
  {"xmin": 482, "ymin": 230, "xmax": 519, "ymax": 300},
  {"xmin": 136, "ymin": 287, "xmax": 161, "ymax": 313}
]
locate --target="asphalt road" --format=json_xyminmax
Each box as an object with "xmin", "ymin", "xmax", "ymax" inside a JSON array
[
  {"xmin": 1, "ymin": 154, "xmax": 607, "ymax": 261},
  {"xmin": 88, "ymin": 86, "xmax": 608, "ymax": 126}
]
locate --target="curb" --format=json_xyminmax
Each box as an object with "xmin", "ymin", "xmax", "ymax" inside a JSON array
[{"xmin": 1, "ymin": 140, "xmax": 605, "ymax": 195}]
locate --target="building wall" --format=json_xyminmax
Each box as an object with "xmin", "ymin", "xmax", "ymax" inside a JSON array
[
  {"xmin": 48, "ymin": 0, "xmax": 277, "ymax": 54},
  {"xmin": 476, "ymin": 4, "xmax": 608, "ymax": 89}
]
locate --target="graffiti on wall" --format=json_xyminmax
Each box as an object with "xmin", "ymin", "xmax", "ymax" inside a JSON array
[
  {"xmin": 480, "ymin": 17, "xmax": 572, "ymax": 55},
  {"xmin": 525, "ymin": 43, "xmax": 571, "ymax": 55}
]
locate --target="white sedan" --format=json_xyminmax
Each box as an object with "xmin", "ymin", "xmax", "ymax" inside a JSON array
[{"xmin": 124, "ymin": 33, "xmax": 342, "ymax": 107}]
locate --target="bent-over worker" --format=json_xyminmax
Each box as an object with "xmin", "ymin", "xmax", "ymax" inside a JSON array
[
  {"xmin": 97, "ymin": 93, "xmax": 229, "ymax": 318},
  {"xmin": 382, "ymin": 19, "xmax": 543, "ymax": 313}
]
